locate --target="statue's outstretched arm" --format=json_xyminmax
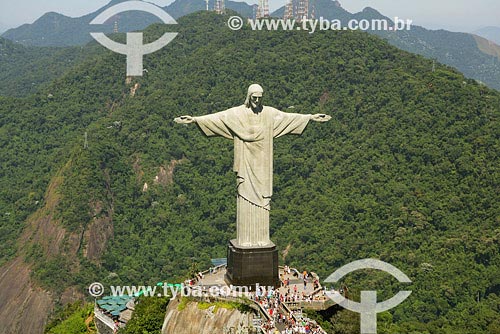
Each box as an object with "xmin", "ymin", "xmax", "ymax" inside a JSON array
[{"xmin": 174, "ymin": 115, "xmax": 196, "ymax": 124}]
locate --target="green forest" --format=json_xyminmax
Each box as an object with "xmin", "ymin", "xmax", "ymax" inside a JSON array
[
  {"xmin": 0, "ymin": 37, "xmax": 103, "ymax": 97},
  {"xmin": 0, "ymin": 11, "xmax": 499, "ymax": 333}
]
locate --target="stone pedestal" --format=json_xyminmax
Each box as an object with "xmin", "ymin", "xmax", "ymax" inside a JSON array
[{"xmin": 224, "ymin": 239, "xmax": 280, "ymax": 288}]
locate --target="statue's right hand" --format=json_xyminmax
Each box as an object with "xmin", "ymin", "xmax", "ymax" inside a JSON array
[{"xmin": 174, "ymin": 115, "xmax": 195, "ymax": 124}]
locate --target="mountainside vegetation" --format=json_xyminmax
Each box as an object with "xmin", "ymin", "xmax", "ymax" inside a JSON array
[
  {"xmin": 374, "ymin": 24, "xmax": 500, "ymax": 91},
  {"xmin": 0, "ymin": 11, "xmax": 499, "ymax": 334},
  {"xmin": 274, "ymin": 1, "xmax": 500, "ymax": 91},
  {"xmin": 0, "ymin": 37, "xmax": 103, "ymax": 97}
]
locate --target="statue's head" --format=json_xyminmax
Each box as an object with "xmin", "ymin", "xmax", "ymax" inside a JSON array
[{"xmin": 245, "ymin": 84, "xmax": 264, "ymax": 110}]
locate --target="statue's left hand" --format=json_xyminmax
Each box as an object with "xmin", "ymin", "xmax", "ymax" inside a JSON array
[
  {"xmin": 174, "ymin": 115, "xmax": 195, "ymax": 124},
  {"xmin": 311, "ymin": 114, "xmax": 331, "ymax": 122}
]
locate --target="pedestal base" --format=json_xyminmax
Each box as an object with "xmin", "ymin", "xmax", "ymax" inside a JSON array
[{"xmin": 224, "ymin": 239, "xmax": 280, "ymax": 288}]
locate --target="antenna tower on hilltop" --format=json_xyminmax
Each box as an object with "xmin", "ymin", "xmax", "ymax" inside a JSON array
[
  {"xmin": 284, "ymin": 0, "xmax": 294, "ymax": 19},
  {"xmin": 214, "ymin": 0, "xmax": 225, "ymax": 14},
  {"xmin": 297, "ymin": 0, "xmax": 309, "ymax": 21},
  {"xmin": 256, "ymin": 0, "xmax": 269, "ymax": 18}
]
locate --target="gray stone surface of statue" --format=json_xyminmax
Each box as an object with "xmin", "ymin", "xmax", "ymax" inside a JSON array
[{"xmin": 174, "ymin": 84, "xmax": 331, "ymax": 248}]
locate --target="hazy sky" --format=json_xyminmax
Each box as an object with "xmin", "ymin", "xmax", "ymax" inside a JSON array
[{"xmin": 0, "ymin": 0, "xmax": 499, "ymax": 33}]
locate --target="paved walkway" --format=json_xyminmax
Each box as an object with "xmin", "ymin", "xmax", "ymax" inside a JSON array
[
  {"xmin": 197, "ymin": 267, "xmax": 227, "ymax": 286},
  {"xmin": 276, "ymin": 267, "xmax": 321, "ymax": 297}
]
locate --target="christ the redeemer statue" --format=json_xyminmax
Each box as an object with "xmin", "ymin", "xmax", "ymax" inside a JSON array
[{"xmin": 174, "ymin": 84, "xmax": 331, "ymax": 248}]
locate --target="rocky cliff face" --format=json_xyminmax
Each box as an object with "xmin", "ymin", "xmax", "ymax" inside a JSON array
[
  {"xmin": 0, "ymin": 171, "xmax": 113, "ymax": 333},
  {"xmin": 0, "ymin": 257, "xmax": 53, "ymax": 333},
  {"xmin": 0, "ymin": 176, "xmax": 67, "ymax": 334},
  {"xmin": 162, "ymin": 299, "xmax": 255, "ymax": 334}
]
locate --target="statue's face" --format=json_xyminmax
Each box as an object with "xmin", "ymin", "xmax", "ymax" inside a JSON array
[{"xmin": 250, "ymin": 93, "xmax": 263, "ymax": 109}]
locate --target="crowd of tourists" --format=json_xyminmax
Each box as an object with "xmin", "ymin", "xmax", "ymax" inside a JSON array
[{"xmin": 254, "ymin": 272, "xmax": 327, "ymax": 334}]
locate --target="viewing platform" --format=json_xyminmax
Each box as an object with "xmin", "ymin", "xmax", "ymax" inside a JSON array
[
  {"xmin": 195, "ymin": 264, "xmax": 336, "ymax": 312},
  {"xmin": 184, "ymin": 264, "xmax": 338, "ymax": 334}
]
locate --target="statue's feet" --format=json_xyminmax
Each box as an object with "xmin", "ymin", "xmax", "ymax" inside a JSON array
[
  {"xmin": 236, "ymin": 240, "xmax": 271, "ymax": 247},
  {"xmin": 256, "ymin": 241, "xmax": 271, "ymax": 247}
]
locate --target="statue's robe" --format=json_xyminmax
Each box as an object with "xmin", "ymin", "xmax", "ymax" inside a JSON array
[{"xmin": 194, "ymin": 105, "xmax": 311, "ymax": 247}]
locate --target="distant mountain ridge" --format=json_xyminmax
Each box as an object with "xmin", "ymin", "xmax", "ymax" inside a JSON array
[{"xmin": 2, "ymin": 0, "xmax": 254, "ymax": 47}]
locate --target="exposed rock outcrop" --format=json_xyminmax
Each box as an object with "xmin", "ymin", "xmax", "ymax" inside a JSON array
[
  {"xmin": 162, "ymin": 299, "xmax": 254, "ymax": 334},
  {"xmin": 0, "ymin": 257, "xmax": 53, "ymax": 334}
]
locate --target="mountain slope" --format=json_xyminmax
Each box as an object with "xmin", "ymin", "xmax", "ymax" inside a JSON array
[
  {"xmin": 271, "ymin": 3, "xmax": 500, "ymax": 91},
  {"xmin": 473, "ymin": 34, "xmax": 500, "ymax": 59},
  {"xmin": 474, "ymin": 26, "xmax": 500, "ymax": 45},
  {"xmin": 0, "ymin": 11, "xmax": 499, "ymax": 333},
  {"xmin": 372, "ymin": 22, "xmax": 500, "ymax": 90},
  {"xmin": 0, "ymin": 37, "xmax": 104, "ymax": 97}
]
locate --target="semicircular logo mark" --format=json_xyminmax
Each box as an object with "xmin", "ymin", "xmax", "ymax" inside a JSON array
[
  {"xmin": 324, "ymin": 258, "xmax": 412, "ymax": 334},
  {"xmin": 89, "ymin": 1, "xmax": 178, "ymax": 76}
]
